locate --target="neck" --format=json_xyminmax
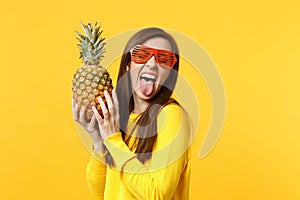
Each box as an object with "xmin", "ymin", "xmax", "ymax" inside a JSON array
[{"xmin": 132, "ymin": 93, "xmax": 149, "ymax": 114}]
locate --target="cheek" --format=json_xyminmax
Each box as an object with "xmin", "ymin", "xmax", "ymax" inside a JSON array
[
  {"xmin": 129, "ymin": 65, "xmax": 141, "ymax": 83},
  {"xmin": 129, "ymin": 62, "xmax": 143, "ymax": 74},
  {"xmin": 160, "ymin": 69, "xmax": 171, "ymax": 83},
  {"xmin": 129, "ymin": 61, "xmax": 143, "ymax": 70}
]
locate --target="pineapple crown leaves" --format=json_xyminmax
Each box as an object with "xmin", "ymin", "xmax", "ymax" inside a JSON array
[{"xmin": 76, "ymin": 21, "xmax": 106, "ymax": 65}]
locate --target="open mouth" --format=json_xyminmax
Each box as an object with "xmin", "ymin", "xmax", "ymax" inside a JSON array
[{"xmin": 139, "ymin": 73, "xmax": 156, "ymax": 96}]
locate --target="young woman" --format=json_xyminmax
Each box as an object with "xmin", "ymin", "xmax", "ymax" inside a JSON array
[{"xmin": 73, "ymin": 27, "xmax": 192, "ymax": 200}]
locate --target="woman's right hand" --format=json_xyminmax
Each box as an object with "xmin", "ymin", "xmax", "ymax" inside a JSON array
[{"xmin": 72, "ymin": 99, "xmax": 105, "ymax": 154}]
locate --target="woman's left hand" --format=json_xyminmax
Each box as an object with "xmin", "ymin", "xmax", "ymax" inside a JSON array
[{"xmin": 92, "ymin": 89, "xmax": 120, "ymax": 140}]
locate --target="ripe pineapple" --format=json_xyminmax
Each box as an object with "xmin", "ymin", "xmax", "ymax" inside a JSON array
[{"xmin": 72, "ymin": 21, "xmax": 113, "ymax": 121}]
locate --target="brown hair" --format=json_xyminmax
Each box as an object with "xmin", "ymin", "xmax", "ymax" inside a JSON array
[{"xmin": 106, "ymin": 27, "xmax": 180, "ymax": 166}]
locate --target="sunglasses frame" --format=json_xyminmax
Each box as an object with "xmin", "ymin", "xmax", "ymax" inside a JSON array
[{"xmin": 130, "ymin": 45, "xmax": 178, "ymax": 69}]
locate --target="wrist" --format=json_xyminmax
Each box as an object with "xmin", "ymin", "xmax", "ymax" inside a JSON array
[{"xmin": 93, "ymin": 140, "xmax": 105, "ymax": 154}]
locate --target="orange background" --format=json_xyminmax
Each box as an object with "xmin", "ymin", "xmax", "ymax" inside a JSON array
[{"xmin": 0, "ymin": 0, "xmax": 300, "ymax": 199}]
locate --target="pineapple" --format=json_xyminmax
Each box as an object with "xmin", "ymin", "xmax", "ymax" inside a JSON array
[{"xmin": 72, "ymin": 21, "xmax": 113, "ymax": 121}]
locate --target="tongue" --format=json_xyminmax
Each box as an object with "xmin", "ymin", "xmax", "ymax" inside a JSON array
[{"xmin": 140, "ymin": 79, "xmax": 154, "ymax": 96}]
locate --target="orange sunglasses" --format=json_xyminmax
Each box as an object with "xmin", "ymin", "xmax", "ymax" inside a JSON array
[{"xmin": 130, "ymin": 45, "xmax": 178, "ymax": 69}]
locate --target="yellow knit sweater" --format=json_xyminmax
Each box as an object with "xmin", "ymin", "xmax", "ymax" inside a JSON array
[{"xmin": 86, "ymin": 104, "xmax": 191, "ymax": 200}]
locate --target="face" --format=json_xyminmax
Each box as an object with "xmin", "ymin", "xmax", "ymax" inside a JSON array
[{"xmin": 128, "ymin": 37, "xmax": 173, "ymax": 101}]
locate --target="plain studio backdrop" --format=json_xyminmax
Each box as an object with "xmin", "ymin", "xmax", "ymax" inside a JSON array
[{"xmin": 0, "ymin": 0, "xmax": 299, "ymax": 199}]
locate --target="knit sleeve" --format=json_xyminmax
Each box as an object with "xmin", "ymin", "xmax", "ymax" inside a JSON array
[
  {"xmin": 86, "ymin": 150, "xmax": 107, "ymax": 200},
  {"xmin": 103, "ymin": 104, "xmax": 191, "ymax": 200}
]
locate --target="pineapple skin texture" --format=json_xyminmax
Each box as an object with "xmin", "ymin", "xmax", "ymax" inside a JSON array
[{"xmin": 72, "ymin": 64, "xmax": 113, "ymax": 121}]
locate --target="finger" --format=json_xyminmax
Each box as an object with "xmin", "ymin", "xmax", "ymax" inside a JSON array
[
  {"xmin": 92, "ymin": 107, "xmax": 105, "ymax": 139},
  {"xmin": 87, "ymin": 114, "xmax": 97, "ymax": 133},
  {"xmin": 92, "ymin": 106, "xmax": 103, "ymax": 124},
  {"xmin": 79, "ymin": 106, "xmax": 87, "ymax": 127},
  {"xmin": 112, "ymin": 89, "xmax": 119, "ymax": 113},
  {"xmin": 104, "ymin": 90, "xmax": 115, "ymax": 116},
  {"xmin": 89, "ymin": 115, "xmax": 96, "ymax": 128},
  {"xmin": 98, "ymin": 96, "xmax": 109, "ymax": 119},
  {"xmin": 73, "ymin": 104, "xmax": 79, "ymax": 121},
  {"xmin": 112, "ymin": 89, "xmax": 120, "ymax": 125}
]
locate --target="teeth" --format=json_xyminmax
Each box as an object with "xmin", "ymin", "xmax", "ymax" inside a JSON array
[
  {"xmin": 141, "ymin": 74, "xmax": 156, "ymax": 80},
  {"xmin": 140, "ymin": 73, "xmax": 156, "ymax": 83}
]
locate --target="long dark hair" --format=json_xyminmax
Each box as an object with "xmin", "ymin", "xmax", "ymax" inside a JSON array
[{"xmin": 106, "ymin": 27, "xmax": 180, "ymax": 166}]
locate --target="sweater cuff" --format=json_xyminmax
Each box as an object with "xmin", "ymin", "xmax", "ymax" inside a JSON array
[
  {"xmin": 90, "ymin": 144, "xmax": 107, "ymax": 166},
  {"xmin": 89, "ymin": 152, "xmax": 107, "ymax": 172},
  {"xmin": 103, "ymin": 132, "xmax": 136, "ymax": 170}
]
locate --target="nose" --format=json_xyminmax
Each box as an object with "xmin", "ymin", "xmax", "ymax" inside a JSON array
[{"xmin": 145, "ymin": 55, "xmax": 157, "ymax": 69}]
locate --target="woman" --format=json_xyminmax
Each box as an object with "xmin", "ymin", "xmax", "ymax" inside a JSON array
[{"xmin": 73, "ymin": 27, "xmax": 192, "ymax": 200}]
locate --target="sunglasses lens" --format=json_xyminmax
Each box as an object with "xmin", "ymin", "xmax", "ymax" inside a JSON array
[
  {"xmin": 131, "ymin": 46, "xmax": 177, "ymax": 68},
  {"xmin": 156, "ymin": 50, "xmax": 176, "ymax": 68},
  {"xmin": 131, "ymin": 46, "xmax": 152, "ymax": 63}
]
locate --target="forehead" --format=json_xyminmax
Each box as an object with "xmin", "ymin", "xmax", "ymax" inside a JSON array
[{"xmin": 142, "ymin": 37, "xmax": 172, "ymax": 51}]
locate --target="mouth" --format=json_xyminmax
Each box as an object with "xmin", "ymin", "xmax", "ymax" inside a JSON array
[
  {"xmin": 140, "ymin": 73, "xmax": 156, "ymax": 82},
  {"xmin": 139, "ymin": 73, "xmax": 157, "ymax": 96}
]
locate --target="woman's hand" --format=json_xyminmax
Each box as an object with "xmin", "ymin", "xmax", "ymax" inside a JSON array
[
  {"xmin": 72, "ymin": 99, "xmax": 105, "ymax": 153},
  {"xmin": 92, "ymin": 89, "xmax": 120, "ymax": 140}
]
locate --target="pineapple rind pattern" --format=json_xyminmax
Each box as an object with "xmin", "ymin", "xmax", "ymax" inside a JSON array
[{"xmin": 72, "ymin": 21, "xmax": 113, "ymax": 121}]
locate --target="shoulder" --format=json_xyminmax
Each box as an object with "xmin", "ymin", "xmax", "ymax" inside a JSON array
[
  {"xmin": 156, "ymin": 102, "xmax": 190, "ymax": 146},
  {"xmin": 160, "ymin": 102, "xmax": 182, "ymax": 114},
  {"xmin": 157, "ymin": 103, "xmax": 188, "ymax": 130},
  {"xmin": 153, "ymin": 102, "xmax": 191, "ymax": 161}
]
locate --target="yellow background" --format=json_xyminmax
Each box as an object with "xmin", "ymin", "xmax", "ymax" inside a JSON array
[{"xmin": 1, "ymin": 0, "xmax": 299, "ymax": 199}]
